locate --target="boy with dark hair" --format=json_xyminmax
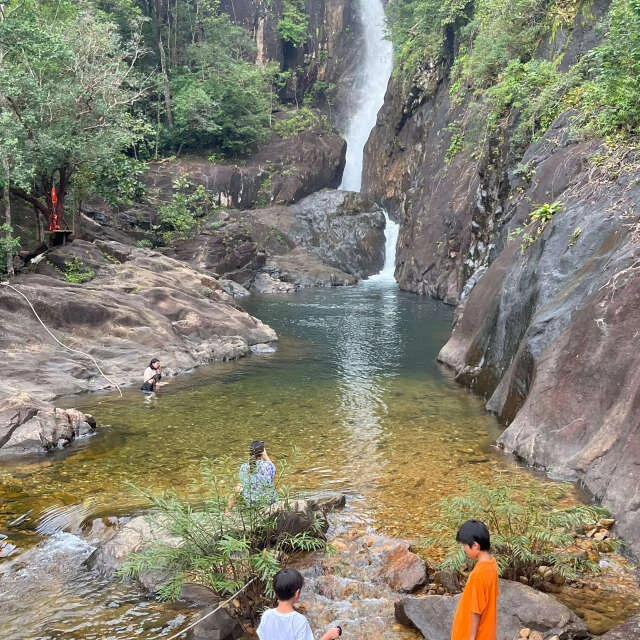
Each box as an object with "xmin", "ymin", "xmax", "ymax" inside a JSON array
[
  {"xmin": 451, "ymin": 520, "xmax": 499, "ymax": 640},
  {"xmin": 257, "ymin": 568, "xmax": 342, "ymax": 640}
]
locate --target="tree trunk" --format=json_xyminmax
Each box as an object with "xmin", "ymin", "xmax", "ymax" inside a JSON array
[
  {"xmin": 2, "ymin": 153, "xmax": 13, "ymax": 276},
  {"xmin": 158, "ymin": 36, "xmax": 173, "ymax": 128}
]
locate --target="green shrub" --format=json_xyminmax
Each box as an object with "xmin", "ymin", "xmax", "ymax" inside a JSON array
[
  {"xmin": 118, "ymin": 456, "xmax": 329, "ymax": 613},
  {"xmin": 582, "ymin": 0, "xmax": 640, "ymax": 136},
  {"xmin": 278, "ymin": 0, "xmax": 309, "ymax": 47},
  {"xmin": 424, "ymin": 475, "xmax": 608, "ymax": 582},
  {"xmin": 273, "ymin": 107, "xmax": 321, "ymax": 138},
  {"xmin": 156, "ymin": 175, "xmax": 218, "ymax": 244},
  {"xmin": 61, "ymin": 257, "xmax": 95, "ymax": 283}
]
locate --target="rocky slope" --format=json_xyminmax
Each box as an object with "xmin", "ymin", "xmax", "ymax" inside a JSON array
[
  {"xmin": 362, "ymin": 0, "xmax": 640, "ymax": 557},
  {"xmin": 165, "ymin": 188, "xmax": 384, "ymax": 291},
  {"xmin": 0, "ymin": 239, "xmax": 276, "ymax": 407}
]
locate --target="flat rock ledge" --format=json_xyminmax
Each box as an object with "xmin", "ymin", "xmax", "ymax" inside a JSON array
[
  {"xmin": 396, "ymin": 579, "xmax": 589, "ymax": 640},
  {"xmin": 0, "ymin": 393, "xmax": 96, "ymax": 456},
  {"xmin": 0, "ymin": 239, "xmax": 277, "ymax": 404}
]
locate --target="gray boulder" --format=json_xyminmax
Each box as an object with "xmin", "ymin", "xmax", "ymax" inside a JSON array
[
  {"xmin": 0, "ymin": 393, "xmax": 96, "ymax": 455},
  {"xmin": 188, "ymin": 604, "xmax": 244, "ymax": 640},
  {"xmin": 85, "ymin": 514, "xmax": 180, "ymax": 582},
  {"xmin": 289, "ymin": 189, "xmax": 386, "ymax": 278},
  {"xmin": 396, "ymin": 579, "xmax": 589, "ymax": 640},
  {"xmin": 0, "ymin": 239, "xmax": 277, "ymax": 405}
]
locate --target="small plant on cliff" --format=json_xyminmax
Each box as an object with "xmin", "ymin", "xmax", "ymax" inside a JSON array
[
  {"xmin": 510, "ymin": 201, "xmax": 562, "ymax": 253},
  {"xmin": 118, "ymin": 455, "xmax": 329, "ymax": 617},
  {"xmin": 61, "ymin": 257, "xmax": 95, "ymax": 284},
  {"xmin": 424, "ymin": 475, "xmax": 608, "ymax": 583}
]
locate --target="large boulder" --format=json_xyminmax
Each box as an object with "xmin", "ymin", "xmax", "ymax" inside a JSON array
[
  {"xmin": 188, "ymin": 605, "xmax": 244, "ymax": 640},
  {"xmin": 143, "ymin": 126, "xmax": 346, "ymax": 211},
  {"xmin": 0, "ymin": 393, "xmax": 96, "ymax": 455},
  {"xmin": 0, "ymin": 239, "xmax": 277, "ymax": 404},
  {"xmin": 396, "ymin": 579, "xmax": 589, "ymax": 640},
  {"xmin": 168, "ymin": 189, "xmax": 385, "ymax": 290},
  {"xmin": 85, "ymin": 514, "xmax": 181, "ymax": 592}
]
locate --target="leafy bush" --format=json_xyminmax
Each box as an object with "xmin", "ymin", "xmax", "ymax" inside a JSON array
[
  {"xmin": 61, "ymin": 257, "xmax": 95, "ymax": 284},
  {"xmin": 582, "ymin": 0, "xmax": 640, "ymax": 136},
  {"xmin": 118, "ymin": 456, "xmax": 329, "ymax": 615},
  {"xmin": 273, "ymin": 107, "xmax": 322, "ymax": 138},
  {"xmin": 156, "ymin": 175, "xmax": 218, "ymax": 243},
  {"xmin": 424, "ymin": 476, "xmax": 608, "ymax": 582},
  {"xmin": 94, "ymin": 155, "xmax": 147, "ymax": 208},
  {"xmin": 278, "ymin": 0, "xmax": 309, "ymax": 47}
]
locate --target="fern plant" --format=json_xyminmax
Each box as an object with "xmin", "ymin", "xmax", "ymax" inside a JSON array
[
  {"xmin": 424, "ymin": 475, "xmax": 609, "ymax": 583},
  {"xmin": 118, "ymin": 455, "xmax": 329, "ymax": 619}
]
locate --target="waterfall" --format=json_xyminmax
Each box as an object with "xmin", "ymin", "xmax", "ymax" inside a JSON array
[
  {"xmin": 339, "ymin": 0, "xmax": 393, "ymax": 192},
  {"xmin": 367, "ymin": 213, "xmax": 399, "ymax": 283}
]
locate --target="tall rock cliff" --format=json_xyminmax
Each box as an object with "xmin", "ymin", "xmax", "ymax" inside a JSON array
[{"xmin": 363, "ymin": 0, "xmax": 640, "ymax": 556}]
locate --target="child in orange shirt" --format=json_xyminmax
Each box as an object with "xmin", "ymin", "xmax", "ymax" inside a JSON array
[{"xmin": 450, "ymin": 520, "xmax": 499, "ymax": 640}]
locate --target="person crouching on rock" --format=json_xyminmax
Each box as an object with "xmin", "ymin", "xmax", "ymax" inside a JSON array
[
  {"xmin": 141, "ymin": 358, "xmax": 162, "ymax": 393},
  {"xmin": 227, "ymin": 440, "xmax": 277, "ymax": 512}
]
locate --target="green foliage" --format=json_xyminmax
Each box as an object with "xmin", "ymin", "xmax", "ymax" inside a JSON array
[
  {"xmin": 278, "ymin": 0, "xmax": 309, "ymax": 48},
  {"xmin": 0, "ymin": 3, "xmax": 147, "ymax": 208},
  {"xmin": 156, "ymin": 175, "xmax": 218, "ymax": 244},
  {"xmin": 61, "ymin": 257, "xmax": 95, "ymax": 283},
  {"xmin": 274, "ymin": 107, "xmax": 322, "ymax": 138},
  {"xmin": 0, "ymin": 224, "xmax": 20, "ymax": 274},
  {"xmin": 424, "ymin": 476, "xmax": 608, "ymax": 582},
  {"xmin": 510, "ymin": 201, "xmax": 562, "ymax": 253},
  {"xmin": 568, "ymin": 226, "xmax": 582, "ymax": 247},
  {"xmin": 94, "ymin": 155, "xmax": 147, "ymax": 208},
  {"xmin": 581, "ymin": 0, "xmax": 640, "ymax": 135},
  {"xmin": 118, "ymin": 456, "xmax": 329, "ymax": 615}
]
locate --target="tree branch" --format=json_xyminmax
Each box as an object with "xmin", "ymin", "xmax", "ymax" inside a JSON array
[{"xmin": 10, "ymin": 186, "xmax": 48, "ymax": 216}]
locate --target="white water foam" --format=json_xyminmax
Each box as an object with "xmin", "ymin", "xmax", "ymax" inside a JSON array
[{"xmin": 338, "ymin": 0, "xmax": 393, "ymax": 192}]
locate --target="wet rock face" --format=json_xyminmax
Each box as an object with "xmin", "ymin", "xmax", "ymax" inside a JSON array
[
  {"xmin": 143, "ymin": 126, "xmax": 346, "ymax": 211},
  {"xmin": 0, "ymin": 239, "xmax": 277, "ymax": 405},
  {"xmin": 169, "ymin": 189, "xmax": 384, "ymax": 290},
  {"xmin": 597, "ymin": 616, "xmax": 640, "ymax": 640},
  {"xmin": 0, "ymin": 394, "xmax": 96, "ymax": 455},
  {"xmin": 437, "ymin": 117, "xmax": 640, "ymax": 556},
  {"xmin": 289, "ymin": 189, "xmax": 386, "ymax": 277},
  {"xmin": 396, "ymin": 579, "xmax": 589, "ymax": 640}
]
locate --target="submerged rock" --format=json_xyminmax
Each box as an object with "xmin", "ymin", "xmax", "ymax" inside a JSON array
[
  {"xmin": 396, "ymin": 579, "xmax": 589, "ymax": 640},
  {"xmin": 0, "ymin": 393, "xmax": 96, "ymax": 455},
  {"xmin": 597, "ymin": 616, "xmax": 640, "ymax": 640}
]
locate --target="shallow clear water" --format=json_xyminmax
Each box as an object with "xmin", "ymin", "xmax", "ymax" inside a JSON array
[{"xmin": 1, "ymin": 280, "xmax": 637, "ymax": 638}]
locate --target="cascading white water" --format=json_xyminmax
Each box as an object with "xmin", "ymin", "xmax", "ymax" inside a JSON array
[
  {"xmin": 367, "ymin": 212, "xmax": 399, "ymax": 283},
  {"xmin": 337, "ymin": 0, "xmax": 396, "ymax": 280},
  {"xmin": 339, "ymin": 0, "xmax": 393, "ymax": 193}
]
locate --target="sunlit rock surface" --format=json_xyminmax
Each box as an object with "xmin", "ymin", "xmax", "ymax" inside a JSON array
[{"xmin": 0, "ymin": 239, "xmax": 277, "ymax": 404}]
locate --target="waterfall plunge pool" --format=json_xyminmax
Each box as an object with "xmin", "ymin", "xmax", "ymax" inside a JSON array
[{"xmin": 1, "ymin": 281, "xmax": 639, "ymax": 638}]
